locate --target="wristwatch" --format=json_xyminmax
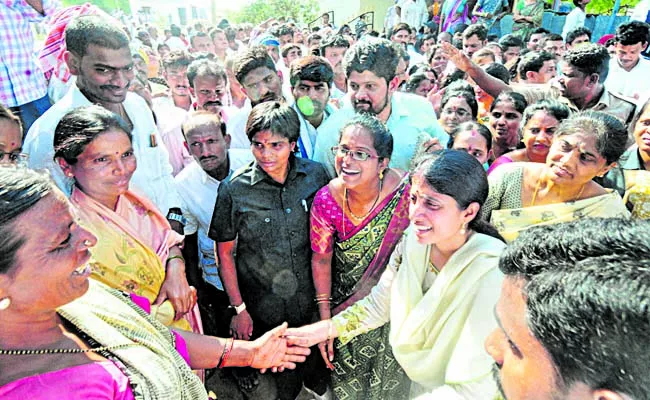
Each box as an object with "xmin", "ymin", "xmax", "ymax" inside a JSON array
[
  {"xmin": 231, "ymin": 302, "xmax": 247, "ymax": 314},
  {"xmin": 167, "ymin": 211, "xmax": 187, "ymax": 226}
]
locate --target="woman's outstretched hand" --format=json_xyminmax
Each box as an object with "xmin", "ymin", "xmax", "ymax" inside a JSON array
[{"xmin": 251, "ymin": 322, "xmax": 311, "ymax": 373}]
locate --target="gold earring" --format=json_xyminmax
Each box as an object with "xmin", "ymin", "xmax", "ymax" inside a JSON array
[
  {"xmin": 0, "ymin": 297, "xmax": 11, "ymax": 310},
  {"xmin": 460, "ymin": 223, "xmax": 467, "ymax": 235},
  {"xmin": 379, "ymin": 170, "xmax": 384, "ymax": 180}
]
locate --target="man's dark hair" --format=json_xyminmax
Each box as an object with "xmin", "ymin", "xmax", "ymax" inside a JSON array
[
  {"xmin": 499, "ymin": 34, "xmax": 524, "ymax": 52},
  {"xmin": 343, "ymin": 37, "xmax": 399, "ymax": 83},
  {"xmin": 281, "ymin": 43, "xmax": 301, "ymax": 59},
  {"xmin": 162, "ymin": 50, "xmax": 193, "ymax": 71},
  {"xmin": 530, "ymin": 27, "xmax": 549, "ymax": 36},
  {"xmin": 289, "ymin": 55, "xmax": 334, "ymax": 87},
  {"xmin": 517, "ymin": 51, "xmax": 555, "ymax": 80},
  {"xmin": 233, "ymin": 45, "xmax": 277, "ymax": 84},
  {"xmin": 307, "ymin": 33, "xmax": 322, "ymax": 46},
  {"xmin": 564, "ymin": 43, "xmax": 610, "ymax": 82},
  {"xmin": 484, "ymin": 62, "xmax": 511, "ymax": 84},
  {"xmin": 605, "ymin": 37, "xmax": 617, "ymax": 47},
  {"xmin": 543, "ymin": 33, "xmax": 564, "ymax": 44},
  {"xmin": 615, "ymin": 21, "xmax": 650, "ymax": 46},
  {"xmin": 566, "ymin": 26, "xmax": 592, "ymax": 45},
  {"xmin": 319, "ymin": 34, "xmax": 350, "ymax": 55},
  {"xmin": 187, "ymin": 59, "xmax": 227, "ymax": 88},
  {"xmin": 499, "ymin": 218, "xmax": 650, "ymax": 400},
  {"xmin": 170, "ymin": 24, "xmax": 181, "ymax": 37},
  {"xmin": 65, "ymin": 15, "xmax": 129, "ymax": 57},
  {"xmin": 271, "ymin": 24, "xmax": 294, "ymax": 39},
  {"xmin": 246, "ymin": 101, "xmax": 300, "ymax": 143},
  {"xmin": 389, "ymin": 22, "xmax": 411, "ymax": 38},
  {"xmin": 463, "ymin": 24, "xmax": 488, "ymax": 41}
]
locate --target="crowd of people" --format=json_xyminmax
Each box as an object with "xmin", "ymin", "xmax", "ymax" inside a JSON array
[{"xmin": 2, "ymin": 0, "xmax": 650, "ymax": 399}]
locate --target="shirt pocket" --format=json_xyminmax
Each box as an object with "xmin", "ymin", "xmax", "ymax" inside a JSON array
[{"xmin": 239, "ymin": 209, "xmax": 277, "ymax": 249}]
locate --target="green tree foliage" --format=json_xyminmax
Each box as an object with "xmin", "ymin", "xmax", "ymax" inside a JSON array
[
  {"xmin": 546, "ymin": 0, "xmax": 641, "ymax": 15},
  {"xmin": 62, "ymin": 0, "xmax": 131, "ymax": 14},
  {"xmin": 229, "ymin": 0, "xmax": 320, "ymax": 25},
  {"xmin": 586, "ymin": 0, "xmax": 641, "ymax": 15}
]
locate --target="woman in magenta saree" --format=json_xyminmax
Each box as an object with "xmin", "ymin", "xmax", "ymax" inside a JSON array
[{"xmin": 310, "ymin": 115, "xmax": 412, "ymax": 399}]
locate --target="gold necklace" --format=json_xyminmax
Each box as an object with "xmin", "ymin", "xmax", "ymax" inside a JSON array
[
  {"xmin": 0, "ymin": 342, "xmax": 137, "ymax": 356},
  {"xmin": 344, "ymin": 180, "xmax": 383, "ymax": 221},
  {"xmin": 530, "ymin": 174, "xmax": 586, "ymax": 207}
]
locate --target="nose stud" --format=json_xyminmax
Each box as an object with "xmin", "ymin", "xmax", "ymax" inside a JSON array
[{"xmin": 83, "ymin": 240, "xmax": 92, "ymax": 247}]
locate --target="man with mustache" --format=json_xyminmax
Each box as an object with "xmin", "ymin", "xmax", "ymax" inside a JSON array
[
  {"xmin": 161, "ymin": 50, "xmax": 193, "ymax": 111},
  {"xmin": 444, "ymin": 42, "xmax": 637, "ymax": 126},
  {"xmin": 187, "ymin": 58, "xmax": 229, "ymax": 116},
  {"xmin": 225, "ymin": 46, "xmax": 287, "ymax": 149},
  {"xmin": 24, "ymin": 15, "xmax": 183, "ymax": 223},
  {"xmin": 319, "ymin": 34, "xmax": 350, "ymax": 103},
  {"xmin": 606, "ymin": 21, "xmax": 650, "ymax": 102},
  {"xmin": 313, "ymin": 37, "xmax": 448, "ymax": 178},
  {"xmin": 175, "ymin": 111, "xmax": 250, "ymax": 348},
  {"xmin": 486, "ymin": 218, "xmax": 650, "ymax": 400}
]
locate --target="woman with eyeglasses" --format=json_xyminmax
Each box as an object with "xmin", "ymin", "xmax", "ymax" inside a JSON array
[
  {"xmin": 310, "ymin": 114, "xmax": 412, "ymax": 399},
  {"xmin": 438, "ymin": 89, "xmax": 478, "ymax": 136},
  {"xmin": 0, "ymin": 105, "xmax": 27, "ymax": 166}
]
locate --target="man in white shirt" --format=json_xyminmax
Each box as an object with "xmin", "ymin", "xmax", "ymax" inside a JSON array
[
  {"xmin": 165, "ymin": 24, "xmax": 188, "ymax": 51},
  {"xmin": 606, "ymin": 21, "xmax": 650, "ymax": 103},
  {"xmin": 399, "ymin": 0, "xmax": 428, "ymax": 32},
  {"xmin": 319, "ymin": 34, "xmax": 350, "ymax": 104},
  {"xmin": 226, "ymin": 46, "xmax": 287, "ymax": 149},
  {"xmin": 314, "ymin": 37, "xmax": 448, "ymax": 178},
  {"xmin": 24, "ymin": 15, "xmax": 182, "ymax": 221},
  {"xmin": 562, "ymin": 0, "xmax": 591, "ymax": 39},
  {"xmin": 289, "ymin": 55, "xmax": 337, "ymax": 159},
  {"xmin": 175, "ymin": 111, "xmax": 250, "ymax": 338}
]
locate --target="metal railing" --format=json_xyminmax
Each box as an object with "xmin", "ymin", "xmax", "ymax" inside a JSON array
[
  {"xmin": 348, "ymin": 11, "xmax": 374, "ymax": 35},
  {"xmin": 308, "ymin": 11, "xmax": 334, "ymax": 30}
]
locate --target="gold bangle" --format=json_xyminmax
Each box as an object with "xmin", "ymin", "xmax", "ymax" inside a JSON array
[{"xmin": 167, "ymin": 254, "xmax": 185, "ymax": 264}]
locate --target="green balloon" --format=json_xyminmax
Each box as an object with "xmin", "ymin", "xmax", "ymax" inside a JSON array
[{"xmin": 297, "ymin": 96, "xmax": 315, "ymax": 117}]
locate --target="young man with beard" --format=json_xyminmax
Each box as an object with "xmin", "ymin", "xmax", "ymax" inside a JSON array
[
  {"xmin": 313, "ymin": 37, "xmax": 448, "ymax": 177},
  {"xmin": 226, "ymin": 46, "xmax": 286, "ymax": 149},
  {"xmin": 319, "ymin": 34, "xmax": 350, "ymax": 102},
  {"xmin": 24, "ymin": 15, "xmax": 183, "ymax": 222},
  {"xmin": 289, "ymin": 56, "xmax": 337, "ymax": 159},
  {"xmin": 606, "ymin": 21, "xmax": 650, "ymax": 102},
  {"xmin": 486, "ymin": 218, "xmax": 650, "ymax": 400}
]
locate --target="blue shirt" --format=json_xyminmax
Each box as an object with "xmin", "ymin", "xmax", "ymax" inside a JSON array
[{"xmin": 313, "ymin": 92, "xmax": 449, "ymax": 178}]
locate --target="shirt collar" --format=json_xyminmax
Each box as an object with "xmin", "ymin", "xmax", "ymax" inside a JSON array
[
  {"xmin": 619, "ymin": 145, "xmax": 645, "ymax": 170},
  {"xmin": 249, "ymin": 154, "xmax": 305, "ymax": 186},
  {"xmin": 198, "ymin": 153, "xmax": 233, "ymax": 184},
  {"xmin": 388, "ymin": 92, "xmax": 408, "ymax": 121},
  {"xmin": 594, "ymin": 87, "xmax": 612, "ymax": 108}
]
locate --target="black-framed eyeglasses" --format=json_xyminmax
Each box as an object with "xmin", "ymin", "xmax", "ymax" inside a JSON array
[
  {"xmin": 331, "ymin": 146, "xmax": 378, "ymax": 161},
  {"xmin": 0, "ymin": 151, "xmax": 28, "ymax": 165}
]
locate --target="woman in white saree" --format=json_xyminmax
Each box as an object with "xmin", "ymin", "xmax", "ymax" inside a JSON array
[{"xmin": 288, "ymin": 150, "xmax": 507, "ymax": 399}]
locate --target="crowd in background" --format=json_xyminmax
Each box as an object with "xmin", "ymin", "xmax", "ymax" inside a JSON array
[{"xmin": 2, "ymin": 0, "xmax": 650, "ymax": 399}]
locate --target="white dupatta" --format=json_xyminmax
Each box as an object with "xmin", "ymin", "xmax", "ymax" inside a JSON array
[{"xmin": 389, "ymin": 230, "xmax": 505, "ymax": 393}]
